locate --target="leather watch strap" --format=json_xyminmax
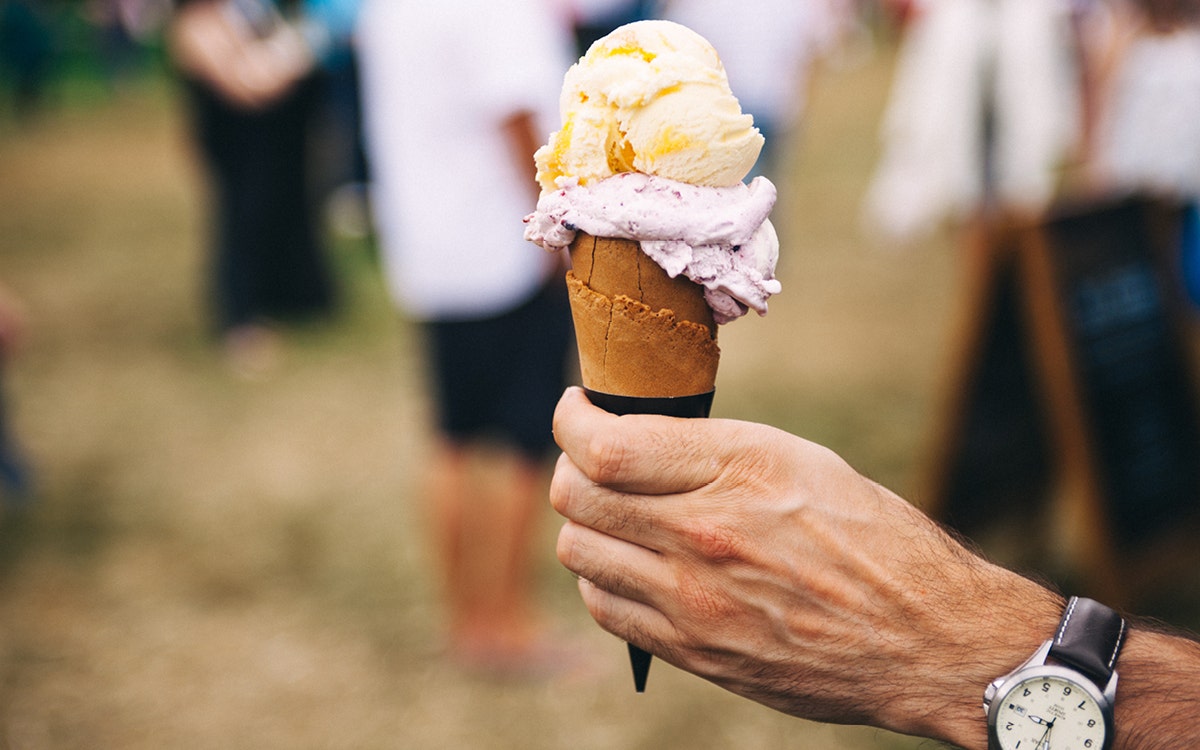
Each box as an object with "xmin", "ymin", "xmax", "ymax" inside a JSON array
[{"xmin": 1048, "ymin": 596, "xmax": 1127, "ymax": 686}]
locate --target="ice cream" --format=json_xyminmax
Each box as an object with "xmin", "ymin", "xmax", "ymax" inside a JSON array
[
  {"xmin": 525, "ymin": 19, "xmax": 780, "ymax": 401},
  {"xmin": 534, "ymin": 19, "xmax": 764, "ymax": 191},
  {"xmin": 525, "ymin": 18, "xmax": 781, "ymax": 692},
  {"xmin": 526, "ymin": 171, "xmax": 779, "ymax": 324}
]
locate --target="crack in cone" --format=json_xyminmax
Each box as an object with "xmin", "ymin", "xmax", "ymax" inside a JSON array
[{"xmin": 566, "ymin": 233, "xmax": 719, "ymax": 399}]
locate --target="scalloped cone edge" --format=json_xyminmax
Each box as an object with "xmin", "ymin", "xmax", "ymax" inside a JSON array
[{"xmin": 566, "ymin": 234, "xmax": 719, "ymax": 398}]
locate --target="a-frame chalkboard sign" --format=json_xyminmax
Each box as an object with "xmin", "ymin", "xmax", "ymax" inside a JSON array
[{"xmin": 925, "ymin": 195, "xmax": 1200, "ymax": 605}]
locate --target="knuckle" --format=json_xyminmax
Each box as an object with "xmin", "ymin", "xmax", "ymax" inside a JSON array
[
  {"xmin": 600, "ymin": 499, "xmax": 643, "ymax": 536},
  {"xmin": 681, "ymin": 517, "xmax": 745, "ymax": 563},
  {"xmin": 548, "ymin": 457, "xmax": 573, "ymax": 516},
  {"xmin": 583, "ymin": 431, "xmax": 632, "ymax": 485},
  {"xmin": 577, "ymin": 578, "xmax": 614, "ymax": 625},
  {"xmin": 578, "ymin": 577, "xmax": 625, "ymax": 633},
  {"xmin": 555, "ymin": 523, "xmax": 578, "ymax": 570}
]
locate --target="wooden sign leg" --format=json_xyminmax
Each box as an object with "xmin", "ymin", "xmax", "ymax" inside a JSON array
[{"xmin": 1015, "ymin": 225, "xmax": 1125, "ymax": 605}]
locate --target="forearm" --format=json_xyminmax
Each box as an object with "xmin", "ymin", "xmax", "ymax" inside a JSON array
[
  {"xmin": 860, "ymin": 512, "xmax": 1065, "ymax": 748},
  {"xmin": 500, "ymin": 109, "xmax": 543, "ymax": 207},
  {"xmin": 895, "ymin": 561, "xmax": 1200, "ymax": 750}
]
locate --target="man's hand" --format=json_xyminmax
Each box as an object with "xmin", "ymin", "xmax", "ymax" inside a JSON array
[{"xmin": 550, "ymin": 386, "xmax": 1061, "ymax": 747}]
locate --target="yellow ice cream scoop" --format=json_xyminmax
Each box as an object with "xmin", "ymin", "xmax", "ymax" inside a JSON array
[{"xmin": 534, "ymin": 20, "xmax": 763, "ymax": 192}]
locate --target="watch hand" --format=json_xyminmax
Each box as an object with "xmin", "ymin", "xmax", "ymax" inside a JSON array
[
  {"xmin": 1035, "ymin": 718, "xmax": 1054, "ymax": 750},
  {"xmin": 1041, "ymin": 718, "xmax": 1056, "ymax": 750},
  {"xmin": 1028, "ymin": 715, "xmax": 1049, "ymax": 725}
]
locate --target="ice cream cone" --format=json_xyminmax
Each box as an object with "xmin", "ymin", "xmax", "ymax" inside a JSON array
[
  {"xmin": 567, "ymin": 233, "xmax": 719, "ymax": 399},
  {"xmin": 529, "ymin": 19, "xmax": 781, "ymax": 696},
  {"xmin": 565, "ymin": 232, "xmax": 719, "ymax": 692}
]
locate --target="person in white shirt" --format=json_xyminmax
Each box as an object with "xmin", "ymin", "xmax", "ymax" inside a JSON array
[
  {"xmin": 356, "ymin": 0, "xmax": 577, "ymax": 674},
  {"xmin": 861, "ymin": 0, "xmax": 1082, "ymax": 243},
  {"xmin": 657, "ymin": 0, "xmax": 843, "ymax": 178}
]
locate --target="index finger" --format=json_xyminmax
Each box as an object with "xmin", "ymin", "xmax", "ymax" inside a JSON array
[{"xmin": 552, "ymin": 386, "xmax": 724, "ymax": 495}]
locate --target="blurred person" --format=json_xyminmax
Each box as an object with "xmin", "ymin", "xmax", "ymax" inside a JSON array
[
  {"xmin": 168, "ymin": 0, "xmax": 337, "ymax": 377},
  {"xmin": 0, "ymin": 0, "xmax": 55, "ymax": 121},
  {"xmin": 301, "ymin": 0, "xmax": 370, "ymax": 240},
  {"xmin": 550, "ymin": 386, "xmax": 1200, "ymax": 749},
  {"xmin": 1079, "ymin": 0, "xmax": 1200, "ymax": 305},
  {"xmin": 880, "ymin": 0, "xmax": 923, "ymax": 27},
  {"xmin": 355, "ymin": 0, "xmax": 577, "ymax": 673},
  {"xmin": 1082, "ymin": 0, "xmax": 1200, "ymax": 198},
  {"xmin": 656, "ymin": 0, "xmax": 848, "ymax": 180},
  {"xmin": 862, "ymin": 0, "xmax": 1083, "ymax": 243},
  {"xmin": 84, "ymin": 0, "xmax": 169, "ymax": 88},
  {"xmin": 0, "ymin": 283, "xmax": 32, "ymax": 506}
]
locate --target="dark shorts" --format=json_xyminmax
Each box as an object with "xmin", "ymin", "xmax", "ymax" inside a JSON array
[{"xmin": 424, "ymin": 276, "xmax": 573, "ymax": 459}]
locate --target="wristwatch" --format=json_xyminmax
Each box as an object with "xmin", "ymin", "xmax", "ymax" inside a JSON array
[{"xmin": 984, "ymin": 596, "xmax": 1126, "ymax": 750}]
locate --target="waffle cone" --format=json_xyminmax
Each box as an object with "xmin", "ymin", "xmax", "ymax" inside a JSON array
[{"xmin": 566, "ymin": 233, "xmax": 719, "ymax": 398}]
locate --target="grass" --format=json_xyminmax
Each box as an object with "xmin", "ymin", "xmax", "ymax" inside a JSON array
[{"xmin": 5, "ymin": 36, "xmax": 1193, "ymax": 749}]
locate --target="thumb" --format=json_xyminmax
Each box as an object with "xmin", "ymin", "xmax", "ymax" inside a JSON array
[{"xmin": 552, "ymin": 387, "xmax": 727, "ymax": 495}]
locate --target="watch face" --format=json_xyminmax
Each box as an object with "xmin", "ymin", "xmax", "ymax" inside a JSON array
[{"xmin": 991, "ymin": 670, "xmax": 1109, "ymax": 750}]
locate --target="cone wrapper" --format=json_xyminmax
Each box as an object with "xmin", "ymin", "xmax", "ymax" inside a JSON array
[
  {"xmin": 567, "ymin": 233, "xmax": 718, "ymax": 692},
  {"xmin": 567, "ymin": 233, "xmax": 719, "ymax": 399},
  {"xmin": 583, "ymin": 386, "xmax": 712, "ymax": 692}
]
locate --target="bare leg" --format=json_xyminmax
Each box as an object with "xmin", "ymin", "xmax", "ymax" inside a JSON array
[
  {"xmin": 475, "ymin": 451, "xmax": 546, "ymax": 655},
  {"xmin": 426, "ymin": 439, "xmax": 549, "ymax": 664},
  {"xmin": 425, "ymin": 439, "xmax": 479, "ymax": 647}
]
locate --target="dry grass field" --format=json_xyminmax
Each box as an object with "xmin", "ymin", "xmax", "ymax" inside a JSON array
[{"xmin": 1, "ymin": 37, "xmax": 1194, "ymax": 750}]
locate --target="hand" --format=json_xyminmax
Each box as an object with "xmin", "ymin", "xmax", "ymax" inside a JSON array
[
  {"xmin": 550, "ymin": 387, "xmax": 1062, "ymax": 746},
  {"xmin": 170, "ymin": 2, "xmax": 313, "ymax": 111}
]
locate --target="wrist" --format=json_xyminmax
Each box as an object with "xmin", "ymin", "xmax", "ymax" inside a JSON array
[
  {"xmin": 886, "ymin": 562, "xmax": 1064, "ymax": 749},
  {"xmin": 1111, "ymin": 624, "xmax": 1200, "ymax": 750}
]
